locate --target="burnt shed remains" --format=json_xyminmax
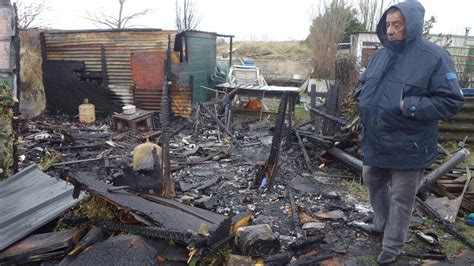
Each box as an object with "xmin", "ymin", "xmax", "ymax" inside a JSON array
[{"xmin": 38, "ymin": 29, "xmax": 231, "ymax": 118}]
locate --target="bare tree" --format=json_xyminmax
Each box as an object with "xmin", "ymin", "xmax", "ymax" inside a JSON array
[
  {"xmin": 13, "ymin": 0, "xmax": 50, "ymax": 29},
  {"xmin": 308, "ymin": 0, "xmax": 352, "ymax": 80},
  {"xmin": 356, "ymin": 0, "xmax": 397, "ymax": 31},
  {"xmin": 86, "ymin": 0, "xmax": 153, "ymax": 29},
  {"xmin": 175, "ymin": 0, "xmax": 201, "ymax": 31}
]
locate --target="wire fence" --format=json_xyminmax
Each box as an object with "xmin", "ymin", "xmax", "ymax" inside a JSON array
[{"xmin": 448, "ymin": 46, "xmax": 474, "ymax": 88}]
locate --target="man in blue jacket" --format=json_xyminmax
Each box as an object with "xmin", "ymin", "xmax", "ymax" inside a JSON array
[{"xmin": 357, "ymin": 0, "xmax": 464, "ymax": 264}]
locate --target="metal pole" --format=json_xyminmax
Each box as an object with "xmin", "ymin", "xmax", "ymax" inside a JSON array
[{"xmin": 417, "ymin": 148, "xmax": 470, "ymax": 193}]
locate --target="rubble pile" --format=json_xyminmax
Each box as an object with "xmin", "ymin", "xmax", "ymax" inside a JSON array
[{"xmin": 1, "ymin": 99, "xmax": 472, "ymax": 265}]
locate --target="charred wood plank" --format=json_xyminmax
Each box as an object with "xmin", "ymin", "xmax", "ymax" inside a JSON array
[
  {"xmin": 171, "ymin": 150, "xmax": 226, "ymax": 171},
  {"xmin": 67, "ymin": 226, "xmax": 104, "ymax": 257},
  {"xmin": 309, "ymin": 107, "xmax": 347, "ymax": 126},
  {"xmin": 160, "ymin": 35, "xmax": 175, "ymax": 198},
  {"xmin": 62, "ymin": 216, "xmax": 205, "ymax": 247},
  {"xmin": 297, "ymin": 131, "xmax": 333, "ymax": 149},
  {"xmin": 52, "ymin": 156, "xmax": 123, "ymax": 167},
  {"xmin": 199, "ymin": 102, "xmax": 234, "ymax": 138},
  {"xmin": 60, "ymin": 227, "xmax": 104, "ymax": 264},
  {"xmin": 327, "ymin": 146, "xmax": 363, "ymax": 173},
  {"xmin": 288, "ymin": 188, "xmax": 305, "ymax": 239},
  {"xmin": 0, "ymin": 229, "xmax": 79, "ymax": 264},
  {"xmin": 255, "ymin": 93, "xmax": 289, "ymax": 188},
  {"xmin": 55, "ymin": 143, "xmax": 107, "ymax": 151},
  {"xmin": 404, "ymin": 252, "xmax": 447, "ymax": 260},
  {"xmin": 294, "ymin": 130, "xmax": 312, "ymax": 170},
  {"xmin": 296, "ymin": 119, "xmax": 315, "ymax": 129},
  {"xmin": 35, "ymin": 122, "xmax": 104, "ymax": 132},
  {"xmin": 288, "ymin": 253, "xmax": 334, "ymax": 266}
]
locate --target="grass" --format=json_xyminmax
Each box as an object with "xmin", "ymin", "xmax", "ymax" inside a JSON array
[
  {"xmin": 338, "ymin": 179, "xmax": 369, "ymax": 202},
  {"xmin": 57, "ymin": 196, "xmax": 119, "ymax": 230},
  {"xmin": 262, "ymin": 98, "xmax": 311, "ymax": 124},
  {"xmin": 217, "ymin": 41, "xmax": 311, "ymax": 61},
  {"xmin": 191, "ymin": 244, "xmax": 232, "ymax": 265}
]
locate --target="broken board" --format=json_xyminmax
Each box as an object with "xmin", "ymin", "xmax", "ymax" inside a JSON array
[{"xmin": 71, "ymin": 172, "xmax": 227, "ymax": 233}]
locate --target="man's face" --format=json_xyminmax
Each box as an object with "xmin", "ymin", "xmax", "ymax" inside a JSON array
[{"xmin": 386, "ymin": 10, "xmax": 406, "ymax": 41}]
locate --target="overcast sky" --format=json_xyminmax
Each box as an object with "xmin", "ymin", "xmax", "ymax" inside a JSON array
[{"xmin": 19, "ymin": 0, "xmax": 474, "ymax": 41}]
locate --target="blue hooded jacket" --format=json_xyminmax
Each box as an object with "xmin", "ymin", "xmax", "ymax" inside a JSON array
[{"xmin": 357, "ymin": 1, "xmax": 464, "ymax": 170}]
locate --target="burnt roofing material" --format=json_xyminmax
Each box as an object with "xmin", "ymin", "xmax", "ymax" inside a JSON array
[{"xmin": 0, "ymin": 164, "xmax": 86, "ymax": 251}]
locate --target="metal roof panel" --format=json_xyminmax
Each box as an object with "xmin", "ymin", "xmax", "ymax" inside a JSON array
[{"xmin": 0, "ymin": 164, "xmax": 86, "ymax": 251}]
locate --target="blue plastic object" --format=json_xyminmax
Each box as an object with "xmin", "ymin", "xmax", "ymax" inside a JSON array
[
  {"xmin": 243, "ymin": 60, "xmax": 255, "ymax": 66},
  {"xmin": 466, "ymin": 213, "xmax": 474, "ymax": 226}
]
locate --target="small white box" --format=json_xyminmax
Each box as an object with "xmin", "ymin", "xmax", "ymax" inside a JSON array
[{"xmin": 122, "ymin": 105, "xmax": 136, "ymax": 114}]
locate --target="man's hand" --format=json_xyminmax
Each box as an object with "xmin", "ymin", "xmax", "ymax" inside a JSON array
[{"xmin": 400, "ymin": 99, "xmax": 404, "ymax": 111}]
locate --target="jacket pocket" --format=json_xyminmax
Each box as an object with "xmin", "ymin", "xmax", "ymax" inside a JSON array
[
  {"xmin": 358, "ymin": 78, "xmax": 377, "ymax": 110},
  {"xmin": 377, "ymin": 133, "xmax": 429, "ymax": 165},
  {"xmin": 378, "ymin": 81, "xmax": 404, "ymax": 118}
]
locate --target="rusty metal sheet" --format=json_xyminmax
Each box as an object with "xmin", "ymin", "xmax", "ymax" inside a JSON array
[
  {"xmin": 0, "ymin": 164, "xmax": 86, "ymax": 251},
  {"xmin": 43, "ymin": 30, "xmax": 176, "ymax": 105},
  {"xmin": 71, "ymin": 172, "xmax": 226, "ymax": 233},
  {"xmin": 130, "ymin": 50, "xmax": 191, "ymax": 117}
]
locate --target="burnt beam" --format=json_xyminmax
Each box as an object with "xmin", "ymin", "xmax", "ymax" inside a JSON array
[
  {"xmin": 309, "ymin": 107, "xmax": 347, "ymax": 126},
  {"xmin": 199, "ymin": 102, "xmax": 234, "ymax": 138},
  {"xmin": 255, "ymin": 92, "xmax": 289, "ymax": 188},
  {"xmin": 294, "ymin": 130, "xmax": 312, "ymax": 170}
]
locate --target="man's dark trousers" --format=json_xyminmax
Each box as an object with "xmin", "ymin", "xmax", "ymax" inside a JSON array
[{"xmin": 363, "ymin": 166, "xmax": 423, "ymax": 255}]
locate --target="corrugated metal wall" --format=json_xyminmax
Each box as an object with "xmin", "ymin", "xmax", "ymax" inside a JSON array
[
  {"xmin": 439, "ymin": 96, "xmax": 474, "ymax": 144},
  {"xmin": 130, "ymin": 50, "xmax": 192, "ymax": 117},
  {"xmin": 177, "ymin": 31, "xmax": 217, "ymax": 104},
  {"xmin": 43, "ymin": 29, "xmax": 176, "ymax": 105},
  {"xmin": 131, "ymin": 50, "xmax": 165, "ymax": 110}
]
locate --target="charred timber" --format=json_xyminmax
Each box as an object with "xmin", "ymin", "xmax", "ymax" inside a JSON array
[
  {"xmin": 327, "ymin": 147, "xmax": 363, "ymax": 173},
  {"xmin": 62, "ymin": 216, "xmax": 206, "ymax": 247},
  {"xmin": 255, "ymin": 92, "xmax": 288, "ymax": 188},
  {"xmin": 294, "ymin": 130, "xmax": 312, "ymax": 170},
  {"xmin": 309, "ymin": 107, "xmax": 347, "ymax": 125},
  {"xmin": 288, "ymin": 188, "xmax": 305, "ymax": 239},
  {"xmin": 199, "ymin": 102, "xmax": 234, "ymax": 138},
  {"xmin": 297, "ymin": 131, "xmax": 333, "ymax": 149},
  {"xmin": 160, "ymin": 35, "xmax": 175, "ymax": 198}
]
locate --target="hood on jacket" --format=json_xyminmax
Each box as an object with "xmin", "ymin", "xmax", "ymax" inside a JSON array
[{"xmin": 376, "ymin": 0, "xmax": 425, "ymax": 51}]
